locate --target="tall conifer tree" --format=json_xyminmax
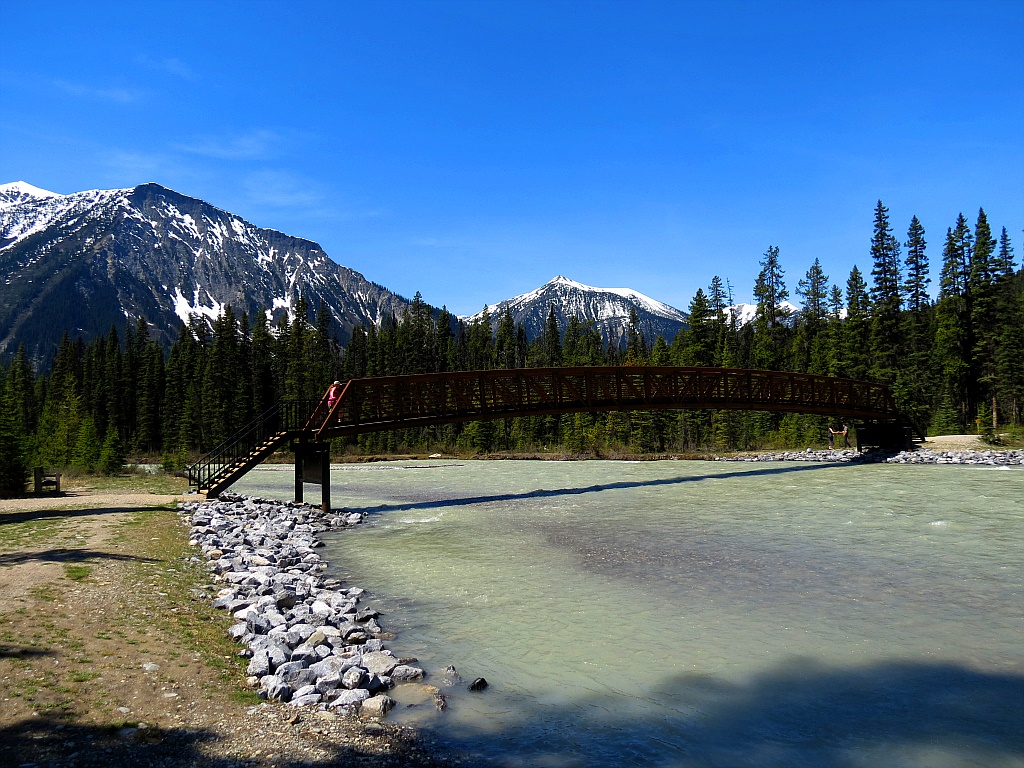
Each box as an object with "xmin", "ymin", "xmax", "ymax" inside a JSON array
[{"xmin": 868, "ymin": 200, "xmax": 903, "ymax": 383}]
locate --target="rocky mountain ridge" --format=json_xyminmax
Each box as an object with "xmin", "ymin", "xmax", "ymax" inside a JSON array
[
  {"xmin": 0, "ymin": 181, "xmax": 415, "ymax": 364},
  {"xmin": 465, "ymin": 275, "xmax": 690, "ymax": 346}
]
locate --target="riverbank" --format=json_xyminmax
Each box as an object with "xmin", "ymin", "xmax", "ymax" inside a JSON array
[
  {"xmin": 0, "ymin": 480, "xmax": 451, "ymax": 767},
  {"xmin": 186, "ymin": 492, "xmax": 440, "ymax": 713}
]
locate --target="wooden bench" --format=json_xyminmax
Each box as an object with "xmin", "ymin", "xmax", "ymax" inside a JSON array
[{"xmin": 33, "ymin": 467, "xmax": 62, "ymax": 494}]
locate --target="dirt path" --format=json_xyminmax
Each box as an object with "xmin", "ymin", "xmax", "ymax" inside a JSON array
[{"xmin": 0, "ymin": 486, "xmax": 450, "ymax": 767}]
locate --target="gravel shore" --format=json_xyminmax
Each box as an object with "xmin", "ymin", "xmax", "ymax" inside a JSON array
[{"xmin": 716, "ymin": 447, "xmax": 1023, "ymax": 465}]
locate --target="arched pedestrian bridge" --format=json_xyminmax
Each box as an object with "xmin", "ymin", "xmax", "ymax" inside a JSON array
[{"xmin": 188, "ymin": 366, "xmax": 916, "ymax": 500}]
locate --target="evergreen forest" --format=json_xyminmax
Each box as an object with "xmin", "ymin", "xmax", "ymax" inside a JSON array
[{"xmin": 1, "ymin": 202, "xmax": 1022, "ymax": 495}]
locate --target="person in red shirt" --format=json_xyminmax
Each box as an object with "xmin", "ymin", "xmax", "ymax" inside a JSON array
[{"xmin": 326, "ymin": 380, "xmax": 342, "ymax": 411}]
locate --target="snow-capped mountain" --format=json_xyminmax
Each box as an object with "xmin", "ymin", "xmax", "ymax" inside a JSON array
[
  {"xmin": 466, "ymin": 275, "xmax": 689, "ymax": 345},
  {"xmin": 0, "ymin": 181, "xmax": 59, "ymax": 209},
  {"xmin": 724, "ymin": 300, "xmax": 800, "ymax": 326},
  {"xmin": 0, "ymin": 181, "xmax": 417, "ymax": 363}
]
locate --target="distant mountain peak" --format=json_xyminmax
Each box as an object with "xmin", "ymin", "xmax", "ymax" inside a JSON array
[
  {"xmin": 466, "ymin": 275, "xmax": 688, "ymax": 345},
  {"xmin": 725, "ymin": 300, "xmax": 800, "ymax": 326},
  {"xmin": 0, "ymin": 181, "xmax": 60, "ymax": 209}
]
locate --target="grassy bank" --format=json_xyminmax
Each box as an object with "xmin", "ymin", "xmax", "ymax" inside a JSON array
[{"xmin": 0, "ymin": 476, "xmax": 449, "ymax": 767}]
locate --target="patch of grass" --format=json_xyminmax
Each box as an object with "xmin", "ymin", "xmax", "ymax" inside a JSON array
[
  {"xmin": 69, "ymin": 671, "xmax": 100, "ymax": 682},
  {"xmin": 228, "ymin": 688, "xmax": 262, "ymax": 705},
  {"xmin": 77, "ymin": 473, "xmax": 189, "ymax": 496},
  {"xmin": 0, "ymin": 517, "xmax": 66, "ymax": 551},
  {"xmin": 28, "ymin": 585, "xmax": 59, "ymax": 602},
  {"xmin": 113, "ymin": 507, "xmax": 263, "ymax": 700},
  {"xmin": 63, "ymin": 564, "xmax": 93, "ymax": 581}
]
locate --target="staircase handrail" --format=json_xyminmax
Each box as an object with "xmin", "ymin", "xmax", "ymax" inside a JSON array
[{"xmin": 187, "ymin": 399, "xmax": 317, "ymax": 489}]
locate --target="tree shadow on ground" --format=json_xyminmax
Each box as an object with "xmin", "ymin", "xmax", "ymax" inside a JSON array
[
  {"xmin": 0, "ymin": 644, "xmax": 55, "ymax": 659},
  {"xmin": 0, "ymin": 715, "xmax": 449, "ymax": 767},
  {"xmin": 0, "ymin": 548, "xmax": 158, "ymax": 567},
  {"xmin": 430, "ymin": 657, "xmax": 1024, "ymax": 767},
  {"xmin": 0, "ymin": 505, "xmax": 174, "ymax": 527},
  {"xmin": 346, "ymin": 461, "xmax": 851, "ymax": 515}
]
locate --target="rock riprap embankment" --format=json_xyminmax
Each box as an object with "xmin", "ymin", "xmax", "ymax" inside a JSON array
[
  {"xmin": 182, "ymin": 492, "xmax": 424, "ymax": 715},
  {"xmin": 716, "ymin": 448, "xmax": 1023, "ymax": 464}
]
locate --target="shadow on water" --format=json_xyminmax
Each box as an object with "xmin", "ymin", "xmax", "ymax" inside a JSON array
[
  {"xmin": 433, "ymin": 657, "xmax": 1024, "ymax": 767},
  {"xmin": 2, "ymin": 659, "xmax": 1019, "ymax": 768},
  {"xmin": 346, "ymin": 462, "xmax": 852, "ymax": 516}
]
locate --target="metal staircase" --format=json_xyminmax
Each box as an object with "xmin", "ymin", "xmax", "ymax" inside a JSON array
[{"xmin": 187, "ymin": 399, "xmax": 319, "ymax": 496}]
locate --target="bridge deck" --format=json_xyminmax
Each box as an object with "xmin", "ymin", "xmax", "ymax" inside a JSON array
[{"xmin": 313, "ymin": 366, "xmax": 903, "ymax": 440}]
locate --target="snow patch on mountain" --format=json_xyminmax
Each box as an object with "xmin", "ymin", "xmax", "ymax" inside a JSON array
[
  {"xmin": 0, "ymin": 187, "xmax": 132, "ymax": 254},
  {"xmin": 172, "ymin": 286, "xmax": 227, "ymax": 325},
  {"xmin": 0, "ymin": 181, "xmax": 60, "ymax": 209}
]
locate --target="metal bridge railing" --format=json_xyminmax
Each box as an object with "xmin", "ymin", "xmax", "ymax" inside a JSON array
[{"xmin": 186, "ymin": 399, "xmax": 317, "ymax": 490}]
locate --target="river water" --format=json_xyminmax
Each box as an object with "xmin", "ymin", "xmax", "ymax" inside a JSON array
[{"xmin": 232, "ymin": 459, "xmax": 1024, "ymax": 767}]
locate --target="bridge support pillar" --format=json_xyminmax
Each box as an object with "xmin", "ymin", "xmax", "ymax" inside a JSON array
[
  {"xmin": 320, "ymin": 450, "xmax": 331, "ymax": 514},
  {"xmin": 294, "ymin": 441, "xmax": 331, "ymax": 513}
]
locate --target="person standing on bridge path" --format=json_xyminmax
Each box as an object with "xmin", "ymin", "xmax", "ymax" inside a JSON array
[{"xmin": 326, "ymin": 380, "xmax": 343, "ymax": 412}]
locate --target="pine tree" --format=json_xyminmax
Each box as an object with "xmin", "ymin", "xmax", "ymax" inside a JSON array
[
  {"xmin": 753, "ymin": 245, "xmax": 789, "ymax": 329},
  {"xmin": 751, "ymin": 246, "xmax": 790, "ymax": 371},
  {"xmin": 681, "ymin": 289, "xmax": 714, "ymax": 366},
  {"xmin": 797, "ymin": 258, "xmax": 829, "ymax": 324},
  {"xmin": 205, "ymin": 306, "xmax": 241, "ymax": 445},
  {"xmin": 432, "ymin": 308, "xmax": 455, "ymax": 372},
  {"xmin": 624, "ymin": 306, "xmax": 647, "ymax": 364},
  {"xmin": 995, "ymin": 227, "xmax": 1016, "ymax": 279},
  {"xmin": 543, "ymin": 305, "xmax": 563, "ymax": 366},
  {"xmin": 0, "ymin": 381, "xmax": 29, "ymax": 497},
  {"xmin": 134, "ymin": 319, "xmax": 164, "ymax": 454},
  {"xmin": 707, "ymin": 275, "xmax": 730, "ymax": 363},
  {"xmin": 7, "ymin": 345, "xmax": 38, "ymax": 446},
  {"xmin": 250, "ymin": 310, "xmax": 277, "ymax": 415},
  {"xmin": 72, "ymin": 413, "xmax": 101, "ymax": 472},
  {"xmin": 896, "ymin": 216, "xmax": 935, "ymax": 432},
  {"xmin": 939, "ymin": 215, "xmax": 973, "ymax": 298},
  {"xmin": 969, "ymin": 209, "xmax": 1000, "ymax": 426},
  {"xmin": 868, "ymin": 200, "xmax": 903, "ymax": 384},
  {"xmin": 935, "ymin": 215, "xmax": 974, "ymax": 426},
  {"xmin": 839, "ymin": 266, "xmax": 870, "ymax": 380},
  {"xmin": 35, "ymin": 373, "xmax": 82, "ymax": 468},
  {"xmin": 904, "ymin": 215, "xmax": 930, "ymax": 313},
  {"xmin": 466, "ymin": 309, "xmax": 494, "ymax": 370},
  {"xmin": 98, "ymin": 426, "xmax": 126, "ymax": 475},
  {"xmin": 794, "ymin": 259, "xmax": 829, "ymax": 373},
  {"xmin": 103, "ymin": 326, "xmax": 123, "ymax": 450},
  {"xmin": 994, "ymin": 232, "xmax": 1022, "ymax": 424}
]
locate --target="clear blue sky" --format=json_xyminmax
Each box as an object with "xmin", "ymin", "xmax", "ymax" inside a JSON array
[{"xmin": 2, "ymin": 0, "xmax": 1022, "ymax": 315}]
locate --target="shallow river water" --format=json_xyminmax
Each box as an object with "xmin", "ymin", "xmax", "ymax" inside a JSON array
[{"xmin": 233, "ymin": 459, "xmax": 1024, "ymax": 767}]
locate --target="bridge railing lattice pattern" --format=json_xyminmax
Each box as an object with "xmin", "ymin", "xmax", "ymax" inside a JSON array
[{"xmin": 316, "ymin": 366, "xmax": 900, "ymax": 440}]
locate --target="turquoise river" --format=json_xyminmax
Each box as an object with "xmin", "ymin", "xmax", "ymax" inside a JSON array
[{"xmin": 233, "ymin": 459, "xmax": 1024, "ymax": 767}]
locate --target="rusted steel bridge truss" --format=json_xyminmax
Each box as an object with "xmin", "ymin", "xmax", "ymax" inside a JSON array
[{"xmin": 310, "ymin": 366, "xmax": 901, "ymax": 440}]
